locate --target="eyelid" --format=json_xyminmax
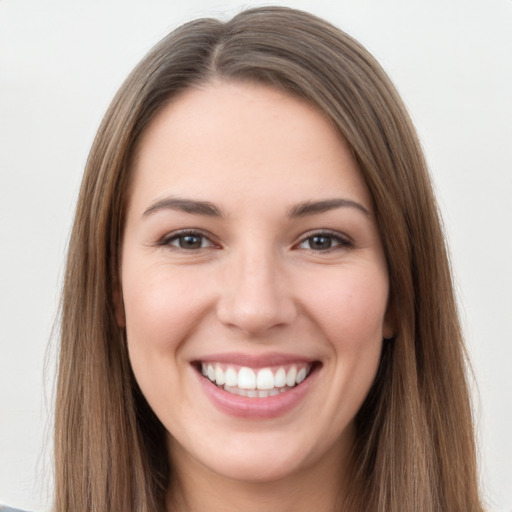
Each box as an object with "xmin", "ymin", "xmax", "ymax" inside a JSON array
[
  {"xmin": 155, "ymin": 228, "xmax": 351, "ymax": 252},
  {"xmin": 158, "ymin": 228, "xmax": 221, "ymax": 249},
  {"xmin": 294, "ymin": 229, "xmax": 352, "ymax": 250}
]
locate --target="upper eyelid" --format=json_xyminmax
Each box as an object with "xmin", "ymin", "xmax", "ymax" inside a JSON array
[
  {"xmin": 295, "ymin": 229, "xmax": 351, "ymax": 243},
  {"xmin": 159, "ymin": 228, "xmax": 219, "ymax": 246},
  {"xmin": 292, "ymin": 231, "xmax": 353, "ymax": 253}
]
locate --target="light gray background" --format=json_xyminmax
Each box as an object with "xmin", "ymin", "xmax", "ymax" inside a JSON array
[{"xmin": 1, "ymin": 1, "xmax": 511, "ymax": 511}]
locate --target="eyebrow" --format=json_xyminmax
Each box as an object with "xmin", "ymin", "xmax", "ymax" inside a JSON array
[
  {"xmin": 142, "ymin": 196, "xmax": 370, "ymax": 219},
  {"xmin": 287, "ymin": 198, "xmax": 370, "ymax": 218},
  {"xmin": 143, "ymin": 197, "xmax": 223, "ymax": 217}
]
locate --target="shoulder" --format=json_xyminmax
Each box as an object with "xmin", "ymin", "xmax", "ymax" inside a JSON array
[{"xmin": 0, "ymin": 507, "xmax": 32, "ymax": 512}]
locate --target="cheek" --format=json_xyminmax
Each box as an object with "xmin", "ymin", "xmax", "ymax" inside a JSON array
[
  {"xmin": 303, "ymin": 266, "xmax": 387, "ymax": 425},
  {"xmin": 303, "ymin": 265, "xmax": 389, "ymax": 348},
  {"xmin": 120, "ymin": 261, "xmax": 215, "ymax": 407},
  {"xmin": 122, "ymin": 264, "xmax": 209, "ymax": 352},
  {"xmin": 120, "ymin": 263, "xmax": 214, "ymax": 419}
]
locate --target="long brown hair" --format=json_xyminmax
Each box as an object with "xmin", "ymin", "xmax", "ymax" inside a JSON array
[{"xmin": 55, "ymin": 6, "xmax": 484, "ymax": 511}]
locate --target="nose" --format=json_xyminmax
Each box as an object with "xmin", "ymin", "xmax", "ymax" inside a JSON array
[{"xmin": 216, "ymin": 245, "xmax": 297, "ymax": 336}]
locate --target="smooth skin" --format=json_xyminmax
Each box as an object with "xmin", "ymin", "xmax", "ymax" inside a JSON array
[{"xmin": 118, "ymin": 80, "xmax": 394, "ymax": 512}]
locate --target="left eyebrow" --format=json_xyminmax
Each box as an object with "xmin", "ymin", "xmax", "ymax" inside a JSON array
[{"xmin": 287, "ymin": 198, "xmax": 370, "ymax": 218}]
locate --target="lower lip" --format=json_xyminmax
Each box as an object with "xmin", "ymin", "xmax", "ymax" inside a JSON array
[{"xmin": 196, "ymin": 367, "xmax": 318, "ymax": 419}]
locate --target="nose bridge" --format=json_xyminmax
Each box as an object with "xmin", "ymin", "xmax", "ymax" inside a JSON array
[{"xmin": 216, "ymin": 239, "xmax": 296, "ymax": 335}]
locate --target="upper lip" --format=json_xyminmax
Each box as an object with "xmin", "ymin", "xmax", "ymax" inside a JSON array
[{"xmin": 193, "ymin": 352, "xmax": 318, "ymax": 368}]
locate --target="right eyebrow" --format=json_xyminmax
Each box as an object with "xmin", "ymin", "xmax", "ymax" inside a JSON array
[{"xmin": 143, "ymin": 197, "xmax": 223, "ymax": 217}]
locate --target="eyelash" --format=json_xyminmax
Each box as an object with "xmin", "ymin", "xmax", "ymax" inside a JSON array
[
  {"xmin": 158, "ymin": 229, "xmax": 218, "ymax": 251},
  {"xmin": 295, "ymin": 230, "xmax": 352, "ymax": 252},
  {"xmin": 157, "ymin": 229, "xmax": 352, "ymax": 253}
]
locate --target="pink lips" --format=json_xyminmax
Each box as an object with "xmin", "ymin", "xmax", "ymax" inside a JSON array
[{"xmin": 194, "ymin": 352, "xmax": 319, "ymax": 419}]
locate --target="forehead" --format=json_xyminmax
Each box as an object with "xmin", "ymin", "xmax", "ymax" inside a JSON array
[{"xmin": 129, "ymin": 80, "xmax": 372, "ymax": 212}]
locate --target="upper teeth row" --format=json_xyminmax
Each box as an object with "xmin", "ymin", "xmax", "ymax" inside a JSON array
[{"xmin": 201, "ymin": 363, "xmax": 310, "ymax": 390}]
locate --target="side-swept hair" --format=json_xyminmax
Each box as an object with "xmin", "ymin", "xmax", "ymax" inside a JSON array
[{"xmin": 55, "ymin": 6, "xmax": 484, "ymax": 511}]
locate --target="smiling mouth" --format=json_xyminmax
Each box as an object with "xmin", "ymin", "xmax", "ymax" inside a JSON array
[{"xmin": 196, "ymin": 362, "xmax": 317, "ymax": 398}]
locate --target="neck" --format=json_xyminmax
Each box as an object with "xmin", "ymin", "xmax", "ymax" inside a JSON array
[{"xmin": 167, "ymin": 440, "xmax": 350, "ymax": 512}]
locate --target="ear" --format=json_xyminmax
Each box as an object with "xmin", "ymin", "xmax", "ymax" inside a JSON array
[{"xmin": 113, "ymin": 276, "xmax": 126, "ymax": 328}]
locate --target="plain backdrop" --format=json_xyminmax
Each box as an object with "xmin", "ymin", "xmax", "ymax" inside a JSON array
[{"xmin": 1, "ymin": 1, "xmax": 511, "ymax": 510}]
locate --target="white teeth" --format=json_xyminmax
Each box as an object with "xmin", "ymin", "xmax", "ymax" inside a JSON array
[
  {"xmin": 286, "ymin": 366, "xmax": 297, "ymax": 387},
  {"xmin": 274, "ymin": 367, "xmax": 287, "ymax": 387},
  {"xmin": 256, "ymin": 368, "xmax": 274, "ymax": 390},
  {"xmin": 296, "ymin": 367, "xmax": 307, "ymax": 384},
  {"xmin": 225, "ymin": 367, "xmax": 238, "ymax": 387},
  {"xmin": 237, "ymin": 367, "xmax": 256, "ymax": 389},
  {"xmin": 224, "ymin": 385, "xmax": 239, "ymax": 396},
  {"xmin": 223, "ymin": 385, "xmax": 292, "ymax": 397},
  {"xmin": 215, "ymin": 366, "xmax": 225, "ymax": 386},
  {"xmin": 201, "ymin": 362, "xmax": 313, "ymax": 396},
  {"xmin": 207, "ymin": 364, "xmax": 215, "ymax": 382}
]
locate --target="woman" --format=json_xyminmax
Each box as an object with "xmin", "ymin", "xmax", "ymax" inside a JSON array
[{"xmin": 51, "ymin": 6, "xmax": 484, "ymax": 512}]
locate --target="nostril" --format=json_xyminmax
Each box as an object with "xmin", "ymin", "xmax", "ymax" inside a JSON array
[{"xmin": 216, "ymin": 296, "xmax": 297, "ymax": 336}]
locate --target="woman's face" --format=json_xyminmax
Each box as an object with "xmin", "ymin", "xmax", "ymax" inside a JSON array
[{"xmin": 119, "ymin": 81, "xmax": 393, "ymax": 484}]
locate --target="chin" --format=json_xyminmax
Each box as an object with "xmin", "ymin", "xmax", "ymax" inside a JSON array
[
  {"xmin": 202, "ymin": 450, "xmax": 308, "ymax": 484},
  {"xmin": 169, "ymin": 427, "xmax": 321, "ymax": 484}
]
